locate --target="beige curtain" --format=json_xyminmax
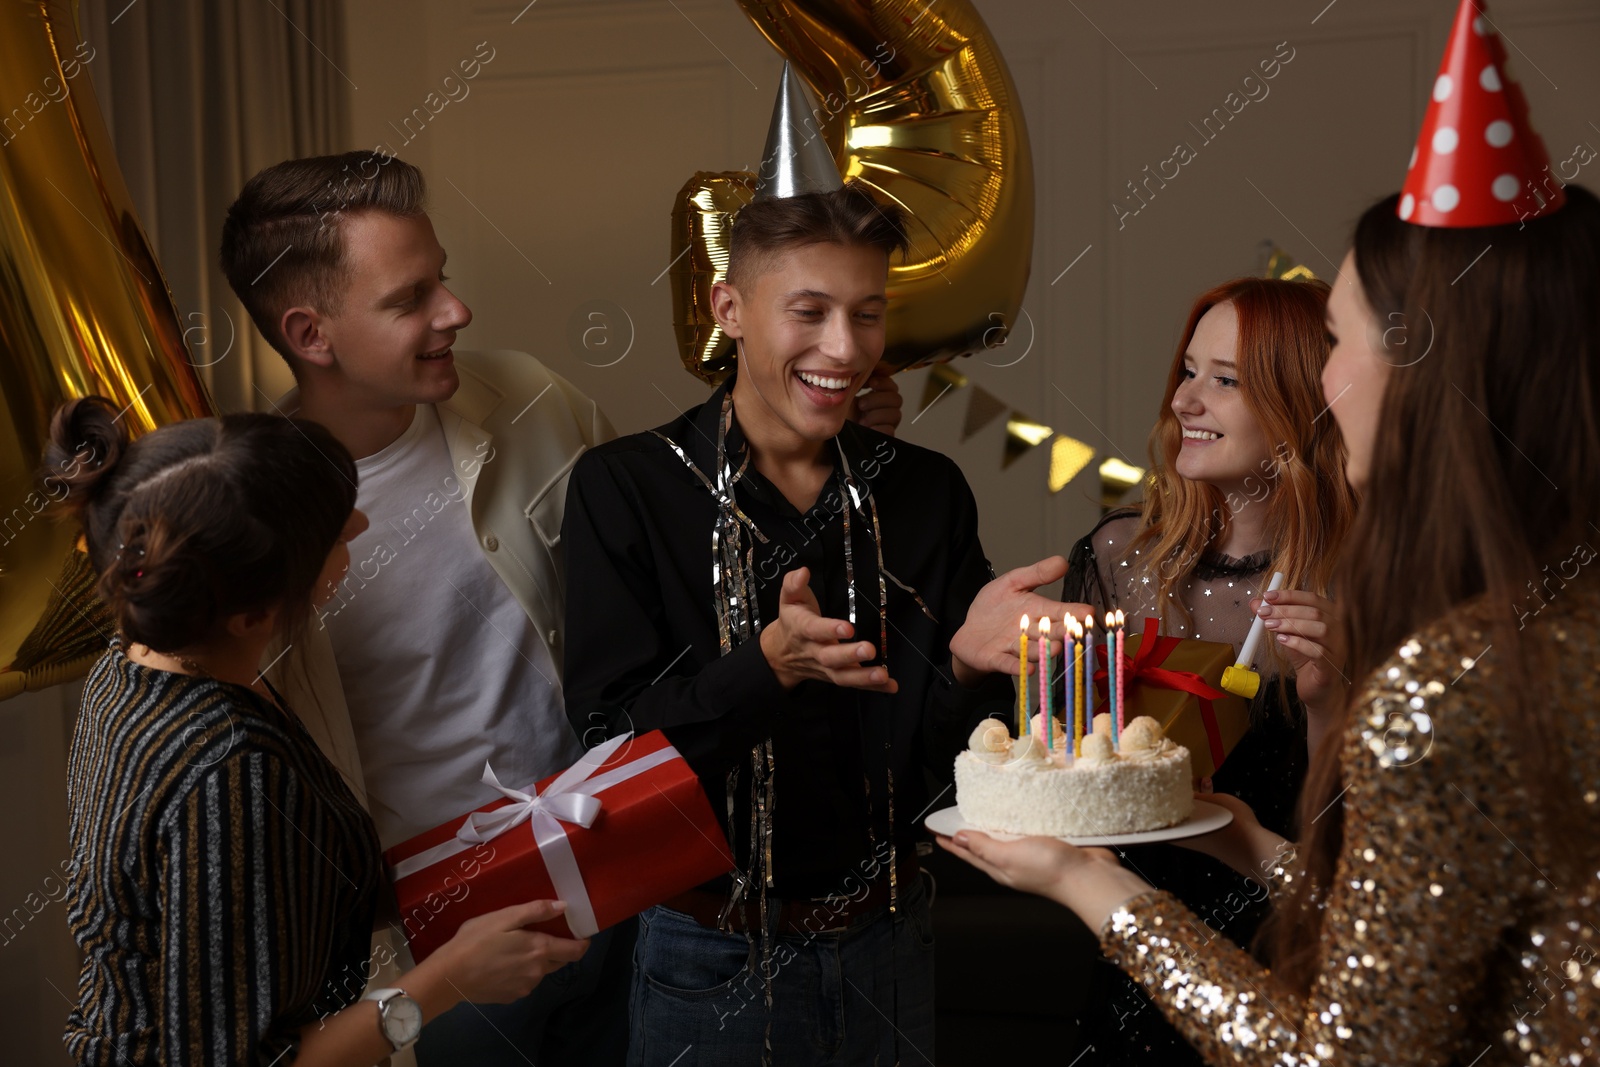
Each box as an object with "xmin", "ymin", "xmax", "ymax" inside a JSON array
[
  {"xmin": 79, "ymin": 0, "xmax": 349, "ymax": 414},
  {"xmin": 0, "ymin": 7, "xmax": 351, "ymax": 1065}
]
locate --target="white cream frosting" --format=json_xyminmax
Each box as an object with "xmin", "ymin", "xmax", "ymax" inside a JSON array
[
  {"xmin": 1008, "ymin": 734, "xmax": 1049, "ymax": 763},
  {"xmin": 955, "ymin": 714, "xmax": 1193, "ymax": 837}
]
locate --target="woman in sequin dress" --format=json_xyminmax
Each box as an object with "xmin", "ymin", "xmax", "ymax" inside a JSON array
[
  {"xmin": 1059, "ymin": 277, "xmax": 1357, "ymax": 1062},
  {"xmin": 942, "ymin": 184, "xmax": 1600, "ymax": 1066}
]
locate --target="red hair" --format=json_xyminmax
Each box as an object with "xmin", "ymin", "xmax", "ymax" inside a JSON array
[{"xmin": 1126, "ymin": 277, "xmax": 1355, "ymax": 629}]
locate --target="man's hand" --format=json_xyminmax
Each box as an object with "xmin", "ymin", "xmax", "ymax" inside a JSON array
[
  {"xmin": 848, "ymin": 366, "xmax": 903, "ymax": 437},
  {"xmin": 949, "ymin": 556, "xmax": 1088, "ymax": 687},
  {"xmin": 759, "ymin": 567, "xmax": 899, "ymax": 693}
]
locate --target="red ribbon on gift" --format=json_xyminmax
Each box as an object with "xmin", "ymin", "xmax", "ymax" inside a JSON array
[{"xmin": 1094, "ymin": 616, "xmax": 1229, "ymax": 771}]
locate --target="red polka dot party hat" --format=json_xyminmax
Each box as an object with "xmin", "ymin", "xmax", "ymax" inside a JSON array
[{"xmin": 1399, "ymin": 0, "xmax": 1566, "ymax": 227}]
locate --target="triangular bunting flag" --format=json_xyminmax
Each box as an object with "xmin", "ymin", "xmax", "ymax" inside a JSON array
[
  {"xmin": 1002, "ymin": 413, "xmax": 1052, "ymax": 468},
  {"xmin": 1264, "ymin": 245, "xmax": 1317, "ymax": 281},
  {"xmin": 1099, "ymin": 457, "xmax": 1147, "ymax": 510},
  {"xmin": 962, "ymin": 386, "xmax": 1008, "ymax": 442},
  {"xmin": 919, "ymin": 363, "xmax": 968, "ymax": 417},
  {"xmin": 1048, "ymin": 436, "xmax": 1096, "ymax": 492}
]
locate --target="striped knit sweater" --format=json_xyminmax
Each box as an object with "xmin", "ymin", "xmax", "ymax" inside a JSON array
[{"xmin": 63, "ymin": 637, "xmax": 383, "ymax": 1065}]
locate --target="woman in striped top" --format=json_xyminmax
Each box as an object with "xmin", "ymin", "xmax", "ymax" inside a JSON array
[{"xmin": 47, "ymin": 397, "xmax": 588, "ymax": 1066}]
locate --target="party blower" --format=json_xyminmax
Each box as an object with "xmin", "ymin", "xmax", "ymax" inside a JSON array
[{"xmin": 1220, "ymin": 571, "xmax": 1286, "ymax": 698}]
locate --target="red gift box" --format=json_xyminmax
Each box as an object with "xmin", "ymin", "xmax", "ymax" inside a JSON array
[{"xmin": 385, "ymin": 730, "xmax": 734, "ymax": 961}]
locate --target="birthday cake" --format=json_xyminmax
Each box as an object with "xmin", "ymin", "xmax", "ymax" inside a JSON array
[{"xmin": 954, "ymin": 713, "xmax": 1193, "ymax": 837}]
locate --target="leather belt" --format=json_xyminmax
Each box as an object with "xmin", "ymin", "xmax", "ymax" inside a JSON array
[{"xmin": 661, "ymin": 861, "xmax": 919, "ymax": 936}]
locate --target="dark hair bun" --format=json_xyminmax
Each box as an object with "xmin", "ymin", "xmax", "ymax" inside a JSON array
[{"xmin": 41, "ymin": 396, "xmax": 129, "ymax": 516}]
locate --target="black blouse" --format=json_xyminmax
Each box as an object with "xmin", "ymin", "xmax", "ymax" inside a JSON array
[{"xmin": 561, "ymin": 375, "xmax": 1014, "ymax": 898}]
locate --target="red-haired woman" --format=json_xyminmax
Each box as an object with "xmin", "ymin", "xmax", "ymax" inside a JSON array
[
  {"xmin": 942, "ymin": 184, "xmax": 1600, "ymax": 1065},
  {"xmin": 1057, "ymin": 277, "xmax": 1357, "ymax": 1061}
]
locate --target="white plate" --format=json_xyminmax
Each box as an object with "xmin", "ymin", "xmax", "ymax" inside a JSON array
[{"xmin": 924, "ymin": 799, "xmax": 1233, "ymax": 848}]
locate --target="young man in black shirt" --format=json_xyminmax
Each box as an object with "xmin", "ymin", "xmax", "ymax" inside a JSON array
[{"xmin": 563, "ymin": 183, "xmax": 1070, "ymax": 1065}]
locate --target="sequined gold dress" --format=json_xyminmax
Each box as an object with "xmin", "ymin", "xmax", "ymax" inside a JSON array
[{"xmin": 1101, "ymin": 585, "xmax": 1600, "ymax": 1065}]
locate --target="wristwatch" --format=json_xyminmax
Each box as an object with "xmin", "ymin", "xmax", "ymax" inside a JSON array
[{"xmin": 364, "ymin": 987, "xmax": 423, "ymax": 1052}]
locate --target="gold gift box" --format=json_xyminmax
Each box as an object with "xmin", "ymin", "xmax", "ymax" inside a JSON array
[{"xmin": 1102, "ymin": 631, "xmax": 1251, "ymax": 781}]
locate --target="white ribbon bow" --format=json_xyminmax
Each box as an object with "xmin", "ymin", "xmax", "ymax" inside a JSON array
[{"xmin": 457, "ymin": 751, "xmax": 613, "ymax": 844}]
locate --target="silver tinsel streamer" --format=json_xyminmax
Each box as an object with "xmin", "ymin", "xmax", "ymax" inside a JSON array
[
  {"xmin": 654, "ymin": 396, "xmax": 939, "ymax": 1062},
  {"xmin": 653, "ymin": 392, "xmax": 781, "ymax": 1054}
]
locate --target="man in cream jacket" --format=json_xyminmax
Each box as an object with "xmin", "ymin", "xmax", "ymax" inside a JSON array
[
  {"xmin": 278, "ymin": 348, "xmax": 612, "ymax": 829},
  {"xmin": 223, "ymin": 152, "xmax": 624, "ymax": 1067}
]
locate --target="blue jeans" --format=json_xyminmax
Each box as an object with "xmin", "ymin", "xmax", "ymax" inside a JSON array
[
  {"xmin": 416, "ymin": 917, "xmax": 635, "ymax": 1066},
  {"xmin": 628, "ymin": 875, "xmax": 935, "ymax": 1066}
]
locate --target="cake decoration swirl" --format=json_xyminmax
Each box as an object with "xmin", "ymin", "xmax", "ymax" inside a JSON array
[{"xmin": 967, "ymin": 720, "xmax": 1013, "ymax": 764}]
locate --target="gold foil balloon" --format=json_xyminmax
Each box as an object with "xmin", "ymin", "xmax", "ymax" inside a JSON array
[
  {"xmin": 1, "ymin": 1, "xmax": 211, "ymax": 700},
  {"xmin": 672, "ymin": 171, "xmax": 759, "ymax": 381},
  {"xmin": 672, "ymin": 0, "xmax": 1034, "ymax": 383}
]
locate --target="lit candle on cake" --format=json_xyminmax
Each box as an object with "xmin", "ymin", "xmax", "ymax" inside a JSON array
[
  {"xmin": 1078, "ymin": 615, "xmax": 1093, "ymax": 754},
  {"xmin": 1038, "ymin": 615, "xmax": 1053, "ymax": 751},
  {"xmin": 1114, "ymin": 609, "xmax": 1127, "ymax": 741},
  {"xmin": 1104, "ymin": 611, "xmax": 1116, "ymax": 735},
  {"xmin": 1064, "ymin": 616, "xmax": 1077, "ymax": 754},
  {"xmin": 1083, "ymin": 614, "xmax": 1096, "ymax": 737},
  {"xmin": 1017, "ymin": 614, "xmax": 1029, "ymax": 738}
]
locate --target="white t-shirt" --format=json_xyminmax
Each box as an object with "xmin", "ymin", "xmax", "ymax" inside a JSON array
[{"xmin": 319, "ymin": 403, "xmax": 583, "ymax": 847}]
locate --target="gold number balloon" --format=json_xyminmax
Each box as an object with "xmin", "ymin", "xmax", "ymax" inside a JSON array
[
  {"xmin": 672, "ymin": 0, "xmax": 1035, "ymax": 383},
  {"xmin": 0, "ymin": 1, "xmax": 210, "ymax": 700}
]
